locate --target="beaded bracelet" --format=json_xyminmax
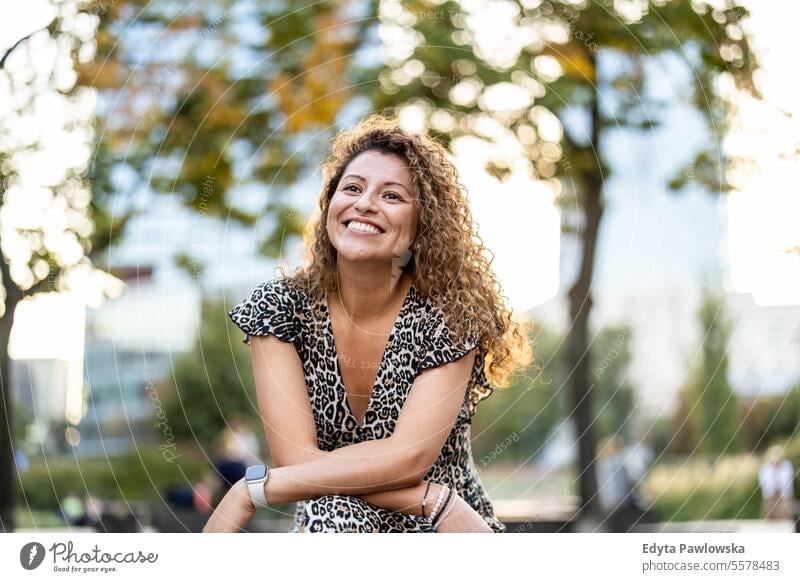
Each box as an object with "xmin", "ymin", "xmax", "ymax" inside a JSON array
[
  {"xmin": 431, "ymin": 485, "xmax": 455, "ymax": 530},
  {"xmin": 421, "ymin": 481, "xmax": 433, "ymax": 519},
  {"xmin": 427, "ymin": 485, "xmax": 447, "ymax": 523},
  {"xmin": 433, "ymin": 488, "xmax": 457, "ymax": 531},
  {"xmin": 428, "ymin": 485, "xmax": 449, "ymax": 524}
]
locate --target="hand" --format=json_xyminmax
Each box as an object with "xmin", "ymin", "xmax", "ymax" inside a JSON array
[
  {"xmin": 433, "ymin": 492, "xmax": 493, "ymax": 533},
  {"xmin": 202, "ymin": 479, "xmax": 256, "ymax": 533}
]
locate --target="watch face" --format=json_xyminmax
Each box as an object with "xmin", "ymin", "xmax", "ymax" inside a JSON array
[{"xmin": 245, "ymin": 465, "xmax": 267, "ymax": 481}]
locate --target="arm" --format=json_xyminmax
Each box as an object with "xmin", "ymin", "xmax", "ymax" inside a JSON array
[
  {"xmin": 250, "ymin": 333, "xmax": 475, "ymax": 502},
  {"xmin": 203, "ymin": 335, "xmax": 491, "ymax": 532},
  {"xmin": 237, "ymin": 334, "xmax": 432, "ymax": 512}
]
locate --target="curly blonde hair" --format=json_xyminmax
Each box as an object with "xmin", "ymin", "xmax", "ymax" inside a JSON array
[{"xmin": 279, "ymin": 114, "xmax": 533, "ymax": 388}]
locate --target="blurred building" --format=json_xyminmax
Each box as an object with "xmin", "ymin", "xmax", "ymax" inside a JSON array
[
  {"xmin": 11, "ymin": 358, "xmax": 69, "ymax": 454},
  {"xmin": 532, "ymin": 287, "xmax": 800, "ymax": 419},
  {"xmin": 11, "ymin": 265, "xmax": 200, "ymax": 458},
  {"xmin": 75, "ymin": 266, "xmax": 200, "ymax": 457},
  {"xmin": 726, "ymin": 293, "xmax": 800, "ymax": 397},
  {"xmin": 77, "ymin": 340, "xmax": 172, "ymax": 456}
]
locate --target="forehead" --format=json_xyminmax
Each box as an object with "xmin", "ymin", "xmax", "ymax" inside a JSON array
[{"xmin": 340, "ymin": 150, "xmax": 413, "ymax": 185}]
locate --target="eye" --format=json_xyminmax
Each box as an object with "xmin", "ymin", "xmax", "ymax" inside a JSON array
[
  {"xmin": 383, "ymin": 191, "xmax": 401, "ymax": 200},
  {"xmin": 342, "ymin": 184, "xmax": 361, "ymax": 193}
]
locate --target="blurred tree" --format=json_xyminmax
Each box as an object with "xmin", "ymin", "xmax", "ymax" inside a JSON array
[
  {"xmin": 591, "ymin": 325, "xmax": 636, "ymax": 442},
  {"xmin": 474, "ymin": 322, "xmax": 568, "ymax": 463},
  {"xmin": 650, "ymin": 413, "xmax": 674, "ymax": 458},
  {"xmin": 77, "ymin": 0, "xmax": 379, "ymax": 263},
  {"xmin": 0, "ymin": 0, "xmax": 119, "ymax": 531},
  {"xmin": 365, "ymin": 0, "xmax": 758, "ymax": 520},
  {"xmin": 473, "ymin": 322, "xmax": 636, "ymax": 465},
  {"xmin": 12, "ymin": 403, "xmax": 32, "ymax": 446},
  {"xmin": 165, "ymin": 300, "xmax": 257, "ymax": 448},
  {"xmin": 740, "ymin": 385, "xmax": 800, "ymax": 451},
  {"xmin": 667, "ymin": 383, "xmax": 697, "ymax": 455},
  {"xmin": 686, "ymin": 289, "xmax": 742, "ymax": 457}
]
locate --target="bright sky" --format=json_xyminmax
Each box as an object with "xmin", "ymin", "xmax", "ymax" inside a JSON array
[{"xmin": 725, "ymin": 0, "xmax": 800, "ymax": 306}]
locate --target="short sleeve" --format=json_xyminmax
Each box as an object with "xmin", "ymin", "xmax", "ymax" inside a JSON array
[
  {"xmin": 415, "ymin": 309, "xmax": 480, "ymax": 371},
  {"xmin": 465, "ymin": 351, "xmax": 496, "ymax": 419},
  {"xmin": 414, "ymin": 308, "xmax": 497, "ymax": 421},
  {"xmin": 228, "ymin": 279, "xmax": 301, "ymax": 345}
]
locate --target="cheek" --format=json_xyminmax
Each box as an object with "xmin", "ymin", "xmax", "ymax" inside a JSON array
[
  {"xmin": 327, "ymin": 197, "xmax": 345, "ymax": 224},
  {"xmin": 325, "ymin": 208, "xmax": 341, "ymax": 241},
  {"xmin": 394, "ymin": 208, "xmax": 418, "ymax": 235},
  {"xmin": 328, "ymin": 193, "xmax": 355, "ymax": 219}
]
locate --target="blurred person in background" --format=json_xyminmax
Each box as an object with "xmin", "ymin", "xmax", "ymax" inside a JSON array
[
  {"xmin": 60, "ymin": 492, "xmax": 85, "ymax": 526},
  {"xmin": 223, "ymin": 414, "xmax": 262, "ymax": 467},
  {"xmin": 213, "ymin": 425, "xmax": 249, "ymax": 498},
  {"xmin": 758, "ymin": 445, "xmax": 795, "ymax": 520},
  {"xmin": 596, "ymin": 434, "xmax": 641, "ymax": 532},
  {"xmin": 211, "ymin": 415, "xmax": 263, "ymax": 498}
]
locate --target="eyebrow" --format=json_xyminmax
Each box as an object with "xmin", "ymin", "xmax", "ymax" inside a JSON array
[{"xmin": 341, "ymin": 174, "xmax": 412, "ymax": 195}]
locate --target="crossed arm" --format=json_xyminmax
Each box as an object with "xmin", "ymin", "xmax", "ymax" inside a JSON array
[
  {"xmin": 247, "ymin": 334, "xmax": 471, "ymax": 504},
  {"xmin": 203, "ymin": 333, "xmax": 491, "ymax": 531}
]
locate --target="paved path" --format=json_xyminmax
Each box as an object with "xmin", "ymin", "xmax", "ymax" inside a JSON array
[{"xmin": 632, "ymin": 519, "xmax": 795, "ymax": 533}]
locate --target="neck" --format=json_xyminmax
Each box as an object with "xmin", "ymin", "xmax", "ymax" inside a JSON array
[{"xmin": 333, "ymin": 260, "xmax": 411, "ymax": 321}]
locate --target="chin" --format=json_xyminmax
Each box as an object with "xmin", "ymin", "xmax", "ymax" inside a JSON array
[{"xmin": 336, "ymin": 247, "xmax": 387, "ymax": 263}]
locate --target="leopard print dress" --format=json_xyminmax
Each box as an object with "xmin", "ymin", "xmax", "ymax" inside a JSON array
[{"xmin": 229, "ymin": 278, "xmax": 505, "ymax": 533}]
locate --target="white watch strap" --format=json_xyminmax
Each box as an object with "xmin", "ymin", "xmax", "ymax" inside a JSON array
[{"xmin": 247, "ymin": 471, "xmax": 270, "ymax": 508}]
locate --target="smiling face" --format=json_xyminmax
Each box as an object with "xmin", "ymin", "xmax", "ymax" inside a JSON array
[{"xmin": 326, "ymin": 149, "xmax": 419, "ymax": 266}]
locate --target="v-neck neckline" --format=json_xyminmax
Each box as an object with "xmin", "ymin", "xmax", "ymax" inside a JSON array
[{"xmin": 323, "ymin": 281, "xmax": 416, "ymax": 429}]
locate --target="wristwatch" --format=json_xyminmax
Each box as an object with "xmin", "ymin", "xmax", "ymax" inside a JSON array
[{"xmin": 244, "ymin": 464, "xmax": 270, "ymax": 508}]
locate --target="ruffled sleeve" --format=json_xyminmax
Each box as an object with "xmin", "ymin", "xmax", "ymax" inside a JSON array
[
  {"xmin": 414, "ymin": 307, "xmax": 496, "ymax": 421},
  {"xmin": 228, "ymin": 279, "xmax": 301, "ymax": 345},
  {"xmin": 465, "ymin": 350, "xmax": 496, "ymax": 419},
  {"xmin": 416, "ymin": 309, "xmax": 481, "ymax": 371}
]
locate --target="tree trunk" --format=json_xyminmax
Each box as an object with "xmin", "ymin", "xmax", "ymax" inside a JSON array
[
  {"xmin": 567, "ymin": 172, "xmax": 604, "ymax": 522},
  {"xmin": 0, "ymin": 24, "xmax": 47, "ymax": 532},
  {"xmin": 565, "ymin": 49, "xmax": 605, "ymax": 524},
  {"xmin": 0, "ymin": 243, "xmax": 22, "ymax": 532}
]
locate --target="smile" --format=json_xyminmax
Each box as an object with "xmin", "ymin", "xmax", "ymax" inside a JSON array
[{"xmin": 344, "ymin": 220, "xmax": 384, "ymax": 235}]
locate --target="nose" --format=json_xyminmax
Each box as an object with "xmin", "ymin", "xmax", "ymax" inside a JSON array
[{"xmin": 353, "ymin": 188, "xmax": 379, "ymax": 214}]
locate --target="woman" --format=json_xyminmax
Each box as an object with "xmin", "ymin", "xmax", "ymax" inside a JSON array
[{"xmin": 204, "ymin": 114, "xmax": 532, "ymax": 533}]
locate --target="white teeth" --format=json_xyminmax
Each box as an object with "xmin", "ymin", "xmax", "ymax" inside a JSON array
[{"xmin": 347, "ymin": 221, "xmax": 381, "ymax": 234}]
